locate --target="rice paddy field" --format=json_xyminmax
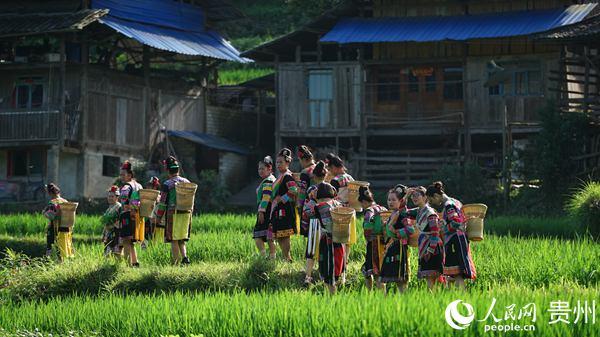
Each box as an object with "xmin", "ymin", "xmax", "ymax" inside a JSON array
[{"xmin": 0, "ymin": 213, "xmax": 598, "ymax": 337}]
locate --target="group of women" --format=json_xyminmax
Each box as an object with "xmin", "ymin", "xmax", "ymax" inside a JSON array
[
  {"xmin": 43, "ymin": 156, "xmax": 194, "ymax": 266},
  {"xmin": 253, "ymin": 146, "xmax": 477, "ymax": 294}
]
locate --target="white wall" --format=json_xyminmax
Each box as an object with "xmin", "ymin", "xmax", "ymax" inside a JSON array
[{"xmin": 58, "ymin": 152, "xmax": 79, "ymax": 200}]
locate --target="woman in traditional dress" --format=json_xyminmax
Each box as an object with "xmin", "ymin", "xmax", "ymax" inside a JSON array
[
  {"xmin": 143, "ymin": 176, "xmax": 161, "ymax": 247},
  {"xmin": 42, "ymin": 183, "xmax": 73, "ymax": 261},
  {"xmin": 304, "ymin": 182, "xmax": 343, "ymax": 294},
  {"xmin": 326, "ymin": 154, "xmax": 356, "ymax": 281},
  {"xmin": 102, "ymin": 185, "xmax": 123, "ymax": 257},
  {"xmin": 118, "ymin": 161, "xmax": 143, "ymax": 267},
  {"xmin": 301, "ymin": 160, "xmax": 327, "ymax": 285},
  {"xmin": 358, "ymin": 185, "xmax": 387, "ymax": 290},
  {"xmin": 426, "ymin": 181, "xmax": 476, "ymax": 289},
  {"xmin": 379, "ymin": 184, "xmax": 414, "ymax": 293},
  {"xmin": 409, "ymin": 186, "xmax": 444, "ymax": 290},
  {"xmin": 270, "ymin": 148, "xmax": 299, "ymax": 262},
  {"xmin": 154, "ymin": 156, "xmax": 192, "ymax": 265},
  {"xmin": 254, "ymin": 156, "xmax": 277, "ymax": 258},
  {"xmin": 297, "ymin": 145, "xmax": 316, "ymax": 217}
]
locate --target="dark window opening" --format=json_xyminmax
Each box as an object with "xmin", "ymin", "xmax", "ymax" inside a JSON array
[
  {"xmin": 102, "ymin": 155, "xmax": 120, "ymax": 177},
  {"xmin": 443, "ymin": 67, "xmax": 463, "ymax": 100},
  {"xmin": 408, "ymin": 72, "xmax": 419, "ymax": 93},
  {"xmin": 377, "ymin": 73, "xmax": 401, "ymax": 102},
  {"xmin": 425, "ymin": 71, "xmax": 436, "ymax": 92}
]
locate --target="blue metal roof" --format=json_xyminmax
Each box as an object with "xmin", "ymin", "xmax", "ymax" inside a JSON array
[
  {"xmin": 167, "ymin": 130, "xmax": 250, "ymax": 155},
  {"xmin": 321, "ymin": 4, "xmax": 597, "ymax": 43},
  {"xmin": 92, "ymin": 0, "xmax": 249, "ymax": 62}
]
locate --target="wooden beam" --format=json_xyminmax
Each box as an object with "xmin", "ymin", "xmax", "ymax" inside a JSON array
[{"xmin": 295, "ymin": 45, "xmax": 301, "ymax": 63}]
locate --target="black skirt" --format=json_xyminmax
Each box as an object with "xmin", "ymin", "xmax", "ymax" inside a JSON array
[
  {"xmin": 379, "ymin": 239, "xmax": 410, "ymax": 283},
  {"xmin": 444, "ymin": 231, "xmax": 476, "ymax": 280},
  {"xmin": 318, "ymin": 234, "xmax": 345, "ymax": 286},
  {"xmin": 271, "ymin": 202, "xmax": 296, "ymax": 238}
]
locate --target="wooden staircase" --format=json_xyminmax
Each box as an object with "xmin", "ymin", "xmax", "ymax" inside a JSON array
[{"xmin": 360, "ymin": 149, "xmax": 463, "ymax": 188}]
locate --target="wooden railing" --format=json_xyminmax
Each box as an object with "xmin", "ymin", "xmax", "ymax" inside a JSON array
[
  {"xmin": 366, "ymin": 111, "xmax": 464, "ymax": 129},
  {"xmin": 0, "ymin": 109, "xmax": 60, "ymax": 142}
]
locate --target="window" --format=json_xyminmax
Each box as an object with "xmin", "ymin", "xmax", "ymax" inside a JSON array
[
  {"xmin": 488, "ymin": 64, "xmax": 542, "ymax": 96},
  {"xmin": 7, "ymin": 149, "xmax": 45, "ymax": 177},
  {"xmin": 308, "ymin": 69, "xmax": 333, "ymax": 128},
  {"xmin": 443, "ymin": 67, "xmax": 463, "ymax": 100},
  {"xmin": 14, "ymin": 77, "xmax": 45, "ymax": 109},
  {"xmin": 377, "ymin": 72, "xmax": 400, "ymax": 103},
  {"xmin": 408, "ymin": 72, "xmax": 419, "ymax": 93},
  {"xmin": 102, "ymin": 155, "xmax": 120, "ymax": 177}
]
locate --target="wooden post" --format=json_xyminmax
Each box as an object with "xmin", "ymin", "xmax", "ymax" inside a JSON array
[
  {"xmin": 359, "ymin": 66, "xmax": 367, "ymax": 179},
  {"xmin": 59, "ymin": 34, "xmax": 66, "ymax": 148},
  {"xmin": 502, "ymin": 102, "xmax": 510, "ymax": 209},
  {"xmin": 462, "ymin": 46, "xmax": 471, "ymax": 160},
  {"xmin": 274, "ymin": 55, "xmax": 281, "ymax": 153},
  {"xmin": 295, "ymin": 45, "xmax": 301, "ymax": 63},
  {"xmin": 81, "ymin": 33, "xmax": 89, "ymax": 145},
  {"xmin": 584, "ymin": 45, "xmax": 590, "ymax": 114},
  {"xmin": 256, "ymin": 90, "xmax": 262, "ymax": 148},
  {"xmin": 143, "ymin": 45, "xmax": 151, "ymax": 149}
]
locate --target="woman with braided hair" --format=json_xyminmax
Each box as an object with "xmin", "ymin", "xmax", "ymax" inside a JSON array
[
  {"xmin": 118, "ymin": 161, "xmax": 143, "ymax": 267},
  {"xmin": 296, "ymin": 145, "xmax": 316, "ymax": 217},
  {"xmin": 270, "ymin": 148, "xmax": 299, "ymax": 262},
  {"xmin": 154, "ymin": 156, "xmax": 193, "ymax": 265},
  {"xmin": 102, "ymin": 185, "xmax": 123, "ymax": 257}
]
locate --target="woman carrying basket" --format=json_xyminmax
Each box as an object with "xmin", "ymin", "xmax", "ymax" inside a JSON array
[
  {"xmin": 379, "ymin": 184, "xmax": 414, "ymax": 293},
  {"xmin": 101, "ymin": 185, "xmax": 123, "ymax": 257},
  {"xmin": 408, "ymin": 186, "xmax": 444, "ymax": 290},
  {"xmin": 304, "ymin": 182, "xmax": 344, "ymax": 294},
  {"xmin": 42, "ymin": 183, "xmax": 73, "ymax": 261},
  {"xmin": 155, "ymin": 156, "xmax": 193, "ymax": 265},
  {"xmin": 270, "ymin": 148, "xmax": 299, "ymax": 262},
  {"xmin": 358, "ymin": 185, "xmax": 387, "ymax": 291},
  {"xmin": 118, "ymin": 161, "xmax": 143, "ymax": 267},
  {"xmin": 326, "ymin": 154, "xmax": 356, "ymax": 282},
  {"xmin": 254, "ymin": 156, "xmax": 277, "ymax": 258},
  {"xmin": 426, "ymin": 181, "xmax": 476, "ymax": 289},
  {"xmin": 296, "ymin": 145, "xmax": 316, "ymax": 218},
  {"xmin": 301, "ymin": 160, "xmax": 327, "ymax": 285}
]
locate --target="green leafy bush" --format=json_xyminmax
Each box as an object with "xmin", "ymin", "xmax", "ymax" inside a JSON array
[
  {"xmin": 196, "ymin": 170, "xmax": 231, "ymax": 213},
  {"xmin": 566, "ymin": 181, "xmax": 600, "ymax": 239}
]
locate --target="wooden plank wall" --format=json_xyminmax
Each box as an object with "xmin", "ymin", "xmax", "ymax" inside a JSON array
[{"xmin": 278, "ymin": 63, "xmax": 361, "ymax": 133}]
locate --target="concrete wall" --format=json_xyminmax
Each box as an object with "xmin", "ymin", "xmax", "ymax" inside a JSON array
[
  {"xmin": 219, "ymin": 152, "xmax": 247, "ymax": 192},
  {"xmin": 58, "ymin": 152, "xmax": 78, "ymax": 200}
]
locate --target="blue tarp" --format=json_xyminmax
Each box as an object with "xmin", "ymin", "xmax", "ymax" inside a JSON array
[
  {"xmin": 167, "ymin": 130, "xmax": 250, "ymax": 156},
  {"xmin": 92, "ymin": 0, "xmax": 248, "ymax": 62},
  {"xmin": 321, "ymin": 4, "xmax": 597, "ymax": 43}
]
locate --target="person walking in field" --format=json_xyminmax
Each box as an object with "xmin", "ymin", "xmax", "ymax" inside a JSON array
[
  {"xmin": 326, "ymin": 154, "xmax": 356, "ymax": 283},
  {"xmin": 42, "ymin": 183, "xmax": 74, "ymax": 261},
  {"xmin": 408, "ymin": 186, "xmax": 444, "ymax": 290},
  {"xmin": 304, "ymin": 182, "xmax": 344, "ymax": 294},
  {"xmin": 379, "ymin": 184, "xmax": 414, "ymax": 293},
  {"xmin": 154, "ymin": 156, "xmax": 193, "ymax": 265},
  {"xmin": 426, "ymin": 181, "xmax": 476, "ymax": 290},
  {"xmin": 254, "ymin": 156, "xmax": 277, "ymax": 258},
  {"xmin": 118, "ymin": 161, "xmax": 143, "ymax": 267},
  {"xmin": 300, "ymin": 160, "xmax": 327, "ymax": 285},
  {"xmin": 101, "ymin": 185, "xmax": 123, "ymax": 258},
  {"xmin": 270, "ymin": 148, "xmax": 299, "ymax": 262},
  {"xmin": 358, "ymin": 185, "xmax": 387, "ymax": 290}
]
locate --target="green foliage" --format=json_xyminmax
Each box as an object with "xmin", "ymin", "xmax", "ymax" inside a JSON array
[
  {"xmin": 520, "ymin": 103, "xmax": 590, "ymax": 200},
  {"xmin": 218, "ymin": 67, "xmax": 273, "ymax": 86},
  {"xmin": 196, "ymin": 171, "xmax": 231, "ymax": 213},
  {"xmin": 567, "ymin": 181, "xmax": 600, "ymax": 238},
  {"xmin": 430, "ymin": 162, "xmax": 491, "ymax": 205}
]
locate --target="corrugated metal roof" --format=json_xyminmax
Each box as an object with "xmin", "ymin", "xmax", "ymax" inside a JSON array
[
  {"xmin": 167, "ymin": 130, "xmax": 250, "ymax": 155},
  {"xmin": 535, "ymin": 14, "xmax": 600, "ymax": 40},
  {"xmin": 321, "ymin": 4, "xmax": 597, "ymax": 43},
  {"xmin": 92, "ymin": 0, "xmax": 248, "ymax": 62},
  {"xmin": 0, "ymin": 10, "xmax": 107, "ymax": 37}
]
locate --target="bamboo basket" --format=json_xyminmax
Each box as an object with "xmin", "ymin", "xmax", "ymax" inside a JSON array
[
  {"xmin": 139, "ymin": 189, "xmax": 160, "ymax": 217},
  {"xmin": 175, "ymin": 182, "xmax": 198, "ymax": 211},
  {"xmin": 462, "ymin": 203, "xmax": 488, "ymax": 242},
  {"xmin": 60, "ymin": 202, "xmax": 78, "ymax": 228},
  {"xmin": 347, "ymin": 181, "xmax": 370, "ymax": 212},
  {"xmin": 330, "ymin": 207, "xmax": 355, "ymax": 244}
]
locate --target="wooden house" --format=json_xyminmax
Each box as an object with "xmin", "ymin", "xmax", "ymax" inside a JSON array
[
  {"xmin": 0, "ymin": 0, "xmax": 247, "ymax": 201},
  {"xmin": 242, "ymin": 0, "xmax": 598, "ymax": 187}
]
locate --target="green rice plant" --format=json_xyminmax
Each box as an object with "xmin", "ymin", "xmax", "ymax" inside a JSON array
[{"xmin": 566, "ymin": 181, "xmax": 600, "ymax": 238}]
